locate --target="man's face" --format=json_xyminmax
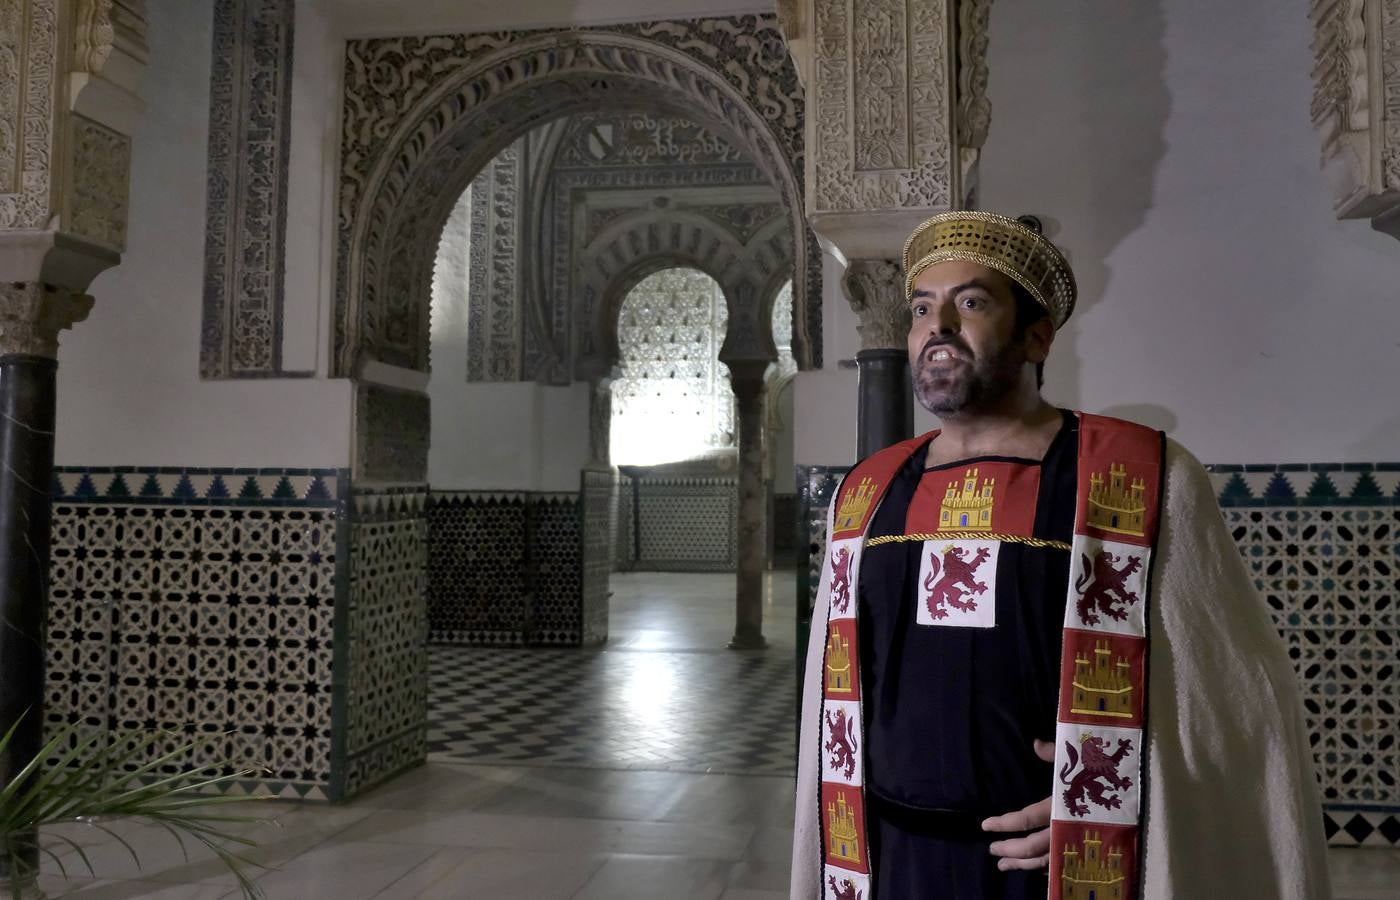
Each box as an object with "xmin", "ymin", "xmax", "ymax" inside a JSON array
[{"xmin": 906, "ymin": 260, "xmax": 1035, "ymax": 418}]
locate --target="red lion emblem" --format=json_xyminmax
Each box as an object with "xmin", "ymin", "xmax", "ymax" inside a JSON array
[
  {"xmin": 829, "ymin": 547, "xmax": 853, "ymax": 613},
  {"xmin": 824, "ymin": 709, "xmax": 858, "ymax": 779},
  {"xmin": 1075, "ymin": 550, "xmax": 1143, "ymax": 625},
  {"xmin": 1059, "ymin": 733, "xmax": 1134, "ymax": 817},
  {"xmin": 922, "ymin": 546, "xmax": 990, "ymax": 619},
  {"xmin": 827, "ymin": 876, "xmax": 862, "ymax": 900}
]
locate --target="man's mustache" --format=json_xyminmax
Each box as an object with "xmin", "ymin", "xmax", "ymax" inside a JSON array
[{"xmin": 918, "ymin": 335, "xmax": 972, "ymax": 358}]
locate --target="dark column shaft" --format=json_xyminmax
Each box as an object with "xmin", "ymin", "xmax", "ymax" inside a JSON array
[
  {"xmin": 855, "ymin": 348, "xmax": 913, "ymax": 459},
  {"xmin": 0, "ymin": 354, "xmax": 58, "ymax": 884},
  {"xmin": 728, "ymin": 365, "xmax": 768, "ymax": 650}
]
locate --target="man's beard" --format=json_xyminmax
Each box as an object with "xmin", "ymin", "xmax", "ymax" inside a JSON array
[{"xmin": 912, "ymin": 336, "xmax": 1026, "ymax": 418}]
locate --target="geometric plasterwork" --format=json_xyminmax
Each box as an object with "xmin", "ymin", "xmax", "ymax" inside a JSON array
[
  {"xmin": 200, "ymin": 0, "xmax": 297, "ymax": 378},
  {"xmin": 791, "ymin": 0, "xmax": 992, "ymax": 260},
  {"xmin": 1311, "ymin": 0, "xmax": 1400, "ymax": 238},
  {"xmin": 335, "ymin": 15, "xmax": 817, "ymax": 383}
]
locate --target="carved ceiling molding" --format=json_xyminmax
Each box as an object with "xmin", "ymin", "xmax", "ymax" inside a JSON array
[
  {"xmin": 795, "ymin": 0, "xmax": 992, "ymax": 260},
  {"xmin": 577, "ymin": 209, "xmax": 793, "ymax": 377},
  {"xmin": 336, "ymin": 16, "xmax": 819, "ymax": 381},
  {"xmin": 1311, "ymin": 0, "xmax": 1400, "ymax": 238}
]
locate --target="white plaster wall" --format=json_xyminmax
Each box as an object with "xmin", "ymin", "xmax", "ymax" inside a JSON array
[
  {"xmin": 795, "ymin": 0, "xmax": 1400, "ymax": 467},
  {"xmin": 55, "ymin": 0, "xmax": 353, "ymax": 468},
  {"xmin": 981, "ymin": 0, "xmax": 1400, "ymax": 463},
  {"xmin": 428, "ymin": 189, "xmax": 591, "ymax": 492},
  {"xmin": 429, "ymin": 382, "xmax": 592, "ymax": 492}
]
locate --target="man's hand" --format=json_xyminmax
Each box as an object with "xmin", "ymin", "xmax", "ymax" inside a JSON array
[{"xmin": 981, "ymin": 739, "xmax": 1055, "ymax": 872}]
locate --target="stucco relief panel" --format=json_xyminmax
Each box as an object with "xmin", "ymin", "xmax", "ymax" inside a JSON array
[
  {"xmin": 852, "ymin": 0, "xmax": 910, "ymax": 171},
  {"xmin": 200, "ymin": 0, "xmax": 296, "ymax": 379},
  {"xmin": 0, "ymin": 0, "xmax": 57, "ymax": 231},
  {"xmin": 1383, "ymin": 0, "xmax": 1400, "ymax": 189},
  {"xmin": 68, "ymin": 114, "xmax": 130, "ymax": 251},
  {"xmin": 809, "ymin": 0, "xmax": 958, "ymax": 213}
]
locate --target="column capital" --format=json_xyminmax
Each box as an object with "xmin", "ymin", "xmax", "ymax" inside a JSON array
[
  {"xmin": 0, "ymin": 283, "xmax": 95, "ymax": 358},
  {"xmin": 842, "ymin": 258, "xmax": 910, "ymax": 352}
]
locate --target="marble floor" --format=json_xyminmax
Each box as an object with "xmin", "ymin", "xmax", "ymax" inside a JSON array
[{"xmin": 26, "ymin": 572, "xmax": 1400, "ymax": 899}]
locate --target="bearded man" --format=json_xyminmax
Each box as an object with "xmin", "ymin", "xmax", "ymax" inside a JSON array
[{"xmin": 791, "ymin": 212, "xmax": 1330, "ymax": 899}]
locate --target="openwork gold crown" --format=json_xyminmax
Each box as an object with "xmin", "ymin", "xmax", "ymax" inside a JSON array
[{"xmin": 902, "ymin": 211, "xmax": 1077, "ymax": 328}]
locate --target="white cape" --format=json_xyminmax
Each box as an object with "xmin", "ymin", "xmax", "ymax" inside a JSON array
[{"xmin": 791, "ymin": 439, "xmax": 1332, "ymax": 899}]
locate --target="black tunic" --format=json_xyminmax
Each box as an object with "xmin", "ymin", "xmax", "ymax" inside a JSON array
[{"xmin": 857, "ymin": 410, "xmax": 1078, "ymax": 898}]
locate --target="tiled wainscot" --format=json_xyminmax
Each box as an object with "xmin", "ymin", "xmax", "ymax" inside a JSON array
[{"xmin": 44, "ymin": 468, "xmax": 429, "ymax": 801}]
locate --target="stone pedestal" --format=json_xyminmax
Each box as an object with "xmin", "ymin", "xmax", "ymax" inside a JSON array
[{"xmin": 726, "ymin": 360, "xmax": 770, "ymax": 649}]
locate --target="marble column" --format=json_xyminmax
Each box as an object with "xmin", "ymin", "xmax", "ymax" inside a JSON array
[
  {"xmin": 0, "ymin": 287, "xmax": 94, "ymax": 889},
  {"xmin": 726, "ymin": 360, "xmax": 771, "ymax": 650},
  {"xmin": 0, "ymin": 4, "xmax": 146, "ymax": 890},
  {"xmin": 842, "ymin": 259, "xmax": 914, "ymax": 457}
]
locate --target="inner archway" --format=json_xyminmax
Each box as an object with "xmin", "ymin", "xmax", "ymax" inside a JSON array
[{"xmin": 611, "ymin": 268, "xmax": 733, "ymax": 469}]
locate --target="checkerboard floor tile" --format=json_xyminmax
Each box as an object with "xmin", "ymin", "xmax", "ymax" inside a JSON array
[{"xmin": 427, "ymin": 572, "xmax": 797, "ymax": 776}]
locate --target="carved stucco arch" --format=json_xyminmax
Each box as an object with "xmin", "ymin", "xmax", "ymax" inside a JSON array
[
  {"xmin": 582, "ymin": 210, "xmax": 793, "ymax": 374},
  {"xmin": 336, "ymin": 21, "xmax": 814, "ymax": 382}
]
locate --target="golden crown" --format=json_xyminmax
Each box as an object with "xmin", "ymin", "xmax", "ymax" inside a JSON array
[{"xmin": 902, "ymin": 211, "xmax": 1077, "ymax": 328}]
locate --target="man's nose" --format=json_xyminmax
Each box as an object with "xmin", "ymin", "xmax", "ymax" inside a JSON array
[{"xmin": 933, "ymin": 302, "xmax": 960, "ymax": 334}]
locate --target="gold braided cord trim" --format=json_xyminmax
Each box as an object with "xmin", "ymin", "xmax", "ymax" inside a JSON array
[{"xmin": 865, "ymin": 532, "xmax": 1072, "ymax": 551}]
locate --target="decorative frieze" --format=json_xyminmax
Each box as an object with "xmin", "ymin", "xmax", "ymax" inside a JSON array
[
  {"xmin": 1311, "ymin": 0, "xmax": 1400, "ymax": 237},
  {"xmin": 200, "ymin": 0, "xmax": 297, "ymax": 378}
]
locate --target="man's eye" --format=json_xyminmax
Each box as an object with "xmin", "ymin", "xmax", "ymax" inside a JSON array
[
  {"xmin": 912, "ymin": 304, "xmax": 928, "ymax": 317},
  {"xmin": 962, "ymin": 295, "xmax": 984, "ymax": 310}
]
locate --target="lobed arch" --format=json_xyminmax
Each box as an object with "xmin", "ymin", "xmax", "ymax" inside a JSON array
[
  {"xmin": 336, "ymin": 21, "xmax": 815, "ymax": 384},
  {"xmin": 580, "ymin": 209, "xmax": 793, "ymax": 376}
]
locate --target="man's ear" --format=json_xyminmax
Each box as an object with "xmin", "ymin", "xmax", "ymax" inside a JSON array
[{"xmin": 1025, "ymin": 316, "xmax": 1055, "ymax": 364}]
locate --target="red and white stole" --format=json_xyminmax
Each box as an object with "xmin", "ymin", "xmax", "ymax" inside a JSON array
[
  {"xmin": 813, "ymin": 414, "xmax": 1164, "ymax": 900},
  {"xmin": 1048, "ymin": 415, "xmax": 1164, "ymax": 900}
]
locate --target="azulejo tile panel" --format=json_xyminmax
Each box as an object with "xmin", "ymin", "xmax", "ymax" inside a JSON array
[
  {"xmin": 798, "ymin": 459, "xmax": 1400, "ymax": 846},
  {"xmin": 340, "ymin": 486, "xmax": 429, "ymax": 798},
  {"xmin": 614, "ymin": 475, "xmax": 739, "ymax": 572},
  {"xmin": 46, "ymin": 466, "xmax": 344, "ymax": 794},
  {"xmin": 581, "ymin": 469, "xmax": 614, "ymax": 645},
  {"xmin": 426, "ymin": 488, "xmax": 592, "ymax": 647}
]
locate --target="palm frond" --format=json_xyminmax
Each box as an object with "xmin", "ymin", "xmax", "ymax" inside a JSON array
[{"xmin": 0, "ymin": 715, "xmax": 277, "ymax": 900}]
